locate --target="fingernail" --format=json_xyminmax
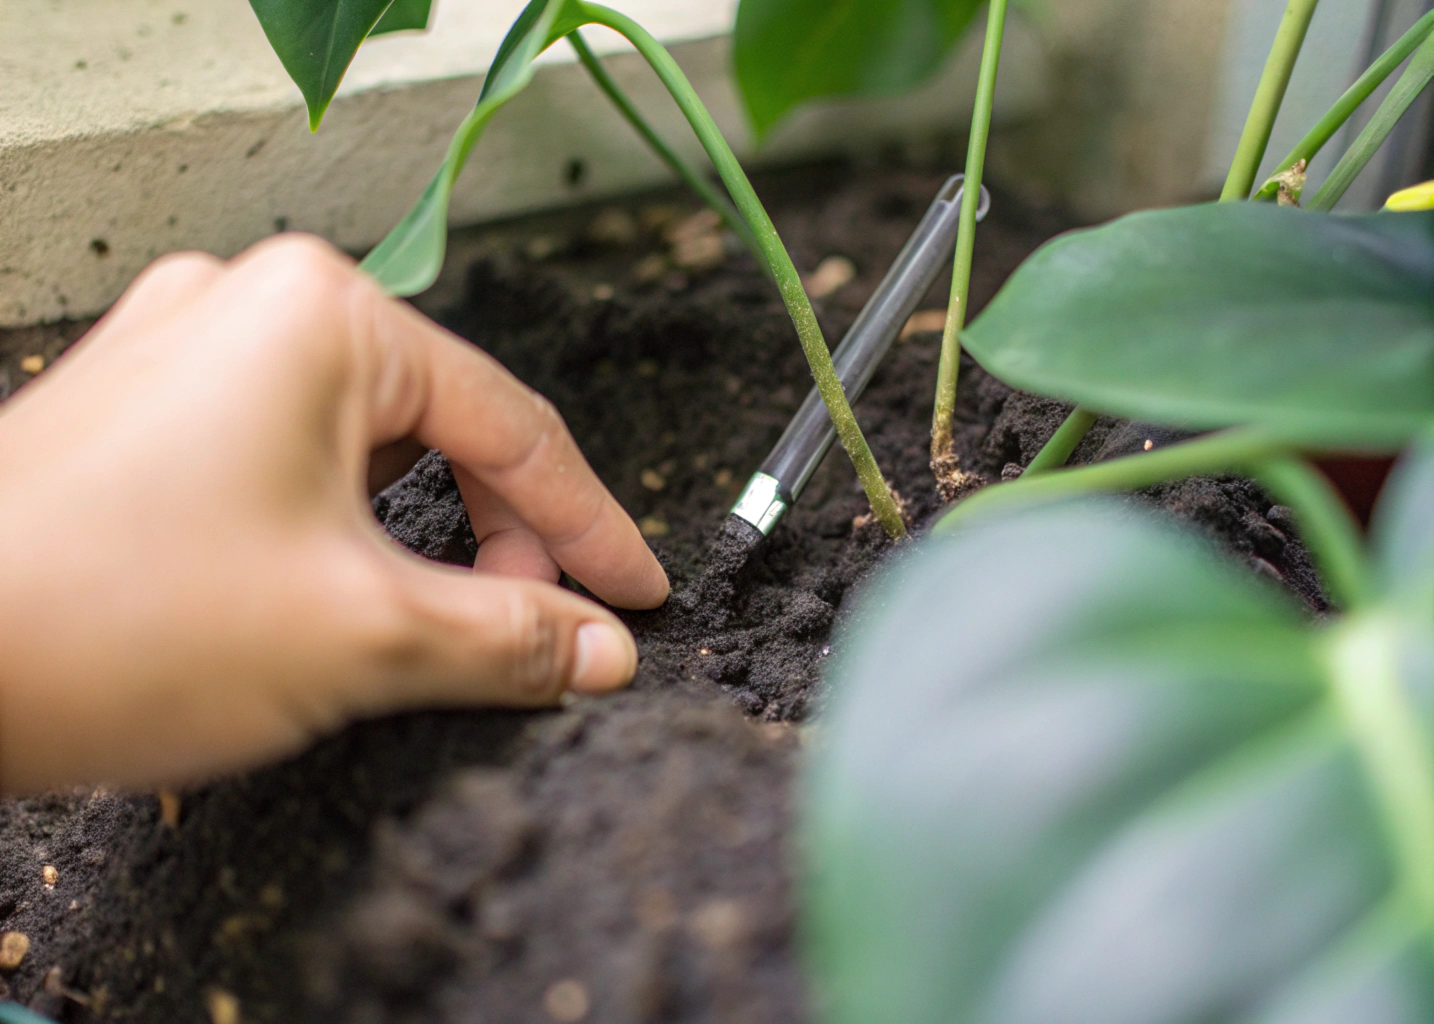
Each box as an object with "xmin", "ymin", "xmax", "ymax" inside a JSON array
[{"xmin": 571, "ymin": 622, "xmax": 636, "ymax": 694}]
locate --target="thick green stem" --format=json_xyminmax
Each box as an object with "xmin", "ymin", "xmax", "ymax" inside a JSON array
[
  {"xmin": 1254, "ymin": 10, "xmax": 1434, "ymax": 201},
  {"xmin": 1221, "ymin": 0, "xmax": 1321, "ymax": 201},
  {"xmin": 1309, "ymin": 29, "xmax": 1434, "ymax": 212},
  {"xmin": 936, "ymin": 427, "xmax": 1292, "ymax": 532},
  {"xmin": 567, "ymin": 31, "xmax": 767, "ymax": 272},
  {"xmin": 932, "ymin": 0, "xmax": 1009, "ymax": 465},
  {"xmin": 1024, "ymin": 407, "xmax": 1099, "ymax": 476},
  {"xmin": 579, "ymin": 2, "xmax": 905, "ymax": 538},
  {"xmin": 1251, "ymin": 459, "xmax": 1370, "ymax": 609}
]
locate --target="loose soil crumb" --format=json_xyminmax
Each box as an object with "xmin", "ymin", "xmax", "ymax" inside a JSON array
[{"xmin": 0, "ymin": 162, "xmax": 1325, "ymax": 1022}]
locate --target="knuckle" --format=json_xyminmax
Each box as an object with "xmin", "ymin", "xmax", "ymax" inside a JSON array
[
  {"xmin": 254, "ymin": 235, "xmax": 351, "ymax": 294},
  {"xmin": 500, "ymin": 589, "xmax": 566, "ymax": 700}
]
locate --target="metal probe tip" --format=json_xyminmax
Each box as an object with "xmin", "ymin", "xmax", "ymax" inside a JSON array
[{"xmin": 730, "ymin": 472, "xmax": 790, "ymax": 536}]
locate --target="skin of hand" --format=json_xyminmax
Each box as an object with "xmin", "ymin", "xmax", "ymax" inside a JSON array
[{"xmin": 0, "ymin": 235, "xmax": 669, "ymax": 794}]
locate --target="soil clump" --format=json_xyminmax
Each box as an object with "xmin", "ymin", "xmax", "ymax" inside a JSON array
[{"xmin": 0, "ymin": 163, "xmax": 1324, "ymax": 1023}]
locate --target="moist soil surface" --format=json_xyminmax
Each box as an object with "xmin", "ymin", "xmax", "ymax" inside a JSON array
[{"xmin": 0, "ymin": 163, "xmax": 1326, "ymax": 1024}]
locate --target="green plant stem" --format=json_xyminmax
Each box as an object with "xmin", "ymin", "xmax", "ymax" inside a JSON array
[
  {"xmin": 931, "ymin": 0, "xmax": 1009, "ymax": 465},
  {"xmin": 1024, "ymin": 407, "xmax": 1098, "ymax": 476},
  {"xmin": 1251, "ymin": 458, "xmax": 1370, "ymax": 609},
  {"xmin": 1254, "ymin": 10, "xmax": 1434, "ymax": 201},
  {"xmin": 1326, "ymin": 615, "xmax": 1434, "ymax": 927},
  {"xmin": 936, "ymin": 427, "xmax": 1292, "ymax": 532},
  {"xmin": 1221, "ymin": 0, "xmax": 1322, "ymax": 201},
  {"xmin": 1309, "ymin": 29, "xmax": 1434, "ymax": 212},
  {"xmin": 578, "ymin": 2, "xmax": 905, "ymax": 539},
  {"xmin": 567, "ymin": 30, "xmax": 767, "ymax": 272}
]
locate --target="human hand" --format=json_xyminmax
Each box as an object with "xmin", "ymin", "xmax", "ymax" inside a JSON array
[{"xmin": 0, "ymin": 236, "xmax": 668, "ymax": 793}]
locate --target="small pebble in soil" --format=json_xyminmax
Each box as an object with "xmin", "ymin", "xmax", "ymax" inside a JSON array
[
  {"xmin": 586, "ymin": 208, "xmax": 637, "ymax": 246},
  {"xmin": 663, "ymin": 209, "xmax": 721, "ymax": 247},
  {"xmin": 524, "ymin": 235, "xmax": 565, "ymax": 261},
  {"xmin": 542, "ymin": 978, "xmax": 590, "ymax": 1022},
  {"xmin": 638, "ymin": 515, "xmax": 670, "ymax": 538},
  {"xmin": 20, "ymin": 354, "xmax": 44, "ymax": 375},
  {"xmin": 591, "ymin": 283, "xmax": 615, "ymax": 301},
  {"xmin": 207, "ymin": 987, "xmax": 241, "ymax": 1024},
  {"xmin": 635, "ymin": 359, "xmax": 659, "ymax": 378},
  {"xmin": 640, "ymin": 469, "xmax": 666, "ymax": 491},
  {"xmin": 638, "ymin": 204, "xmax": 679, "ymax": 232},
  {"xmin": 0, "ymin": 931, "xmax": 29, "ymax": 970},
  {"xmin": 633, "ymin": 253, "xmax": 667, "ymax": 283},
  {"xmin": 158, "ymin": 789, "xmax": 181, "ymax": 829},
  {"xmin": 41, "ymin": 866, "xmax": 58, "ymax": 887},
  {"xmin": 687, "ymin": 899, "xmax": 747, "ymax": 951},
  {"xmin": 671, "ymin": 232, "xmax": 725, "ymax": 271},
  {"xmin": 803, "ymin": 255, "xmax": 856, "ymax": 298},
  {"xmin": 900, "ymin": 308, "xmax": 947, "ymax": 339}
]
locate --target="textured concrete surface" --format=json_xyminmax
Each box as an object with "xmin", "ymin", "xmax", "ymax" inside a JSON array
[
  {"xmin": 0, "ymin": 0, "xmax": 1046, "ymax": 326},
  {"xmin": 7, "ymin": 0, "xmax": 1394, "ymax": 328}
]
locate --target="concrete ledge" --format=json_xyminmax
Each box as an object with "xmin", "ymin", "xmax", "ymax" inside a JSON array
[{"xmin": 0, "ymin": 0, "xmax": 1047, "ymax": 327}]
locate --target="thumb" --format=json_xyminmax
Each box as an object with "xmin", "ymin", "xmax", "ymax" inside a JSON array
[{"xmin": 354, "ymin": 546, "xmax": 639, "ymax": 715}]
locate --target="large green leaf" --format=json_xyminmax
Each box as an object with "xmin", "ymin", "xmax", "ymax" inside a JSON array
[
  {"xmin": 804, "ymin": 497, "xmax": 1434, "ymax": 1024},
  {"xmin": 961, "ymin": 205, "xmax": 1434, "ymax": 450},
  {"xmin": 733, "ymin": 0, "xmax": 982, "ymax": 139},
  {"xmin": 360, "ymin": 0, "xmax": 581, "ymax": 295},
  {"xmin": 371, "ymin": 0, "xmax": 433, "ymax": 35},
  {"xmin": 249, "ymin": 0, "xmax": 399, "ymax": 130}
]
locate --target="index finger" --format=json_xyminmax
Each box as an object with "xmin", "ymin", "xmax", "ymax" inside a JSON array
[{"xmin": 358, "ymin": 277, "xmax": 670, "ymax": 610}]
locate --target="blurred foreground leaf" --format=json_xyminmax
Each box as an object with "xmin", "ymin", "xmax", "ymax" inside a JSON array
[
  {"xmin": 961, "ymin": 205, "xmax": 1434, "ymax": 449},
  {"xmin": 733, "ymin": 0, "xmax": 982, "ymax": 139},
  {"xmin": 805, "ymin": 479, "xmax": 1434, "ymax": 1023}
]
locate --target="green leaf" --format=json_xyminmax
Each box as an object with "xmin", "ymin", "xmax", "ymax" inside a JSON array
[
  {"xmin": 370, "ymin": 0, "xmax": 432, "ymax": 35},
  {"xmin": 1373, "ymin": 431, "xmax": 1434, "ymax": 595},
  {"xmin": 361, "ymin": 0, "xmax": 577, "ymax": 295},
  {"xmin": 961, "ymin": 204, "xmax": 1434, "ymax": 450},
  {"xmin": 249, "ymin": 0, "xmax": 399, "ymax": 130},
  {"xmin": 733, "ymin": 0, "xmax": 982, "ymax": 138},
  {"xmin": 805, "ymin": 500, "xmax": 1434, "ymax": 1024}
]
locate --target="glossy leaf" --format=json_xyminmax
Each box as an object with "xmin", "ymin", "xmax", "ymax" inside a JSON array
[
  {"xmin": 733, "ymin": 0, "xmax": 982, "ymax": 138},
  {"xmin": 961, "ymin": 204, "xmax": 1434, "ymax": 449},
  {"xmin": 805, "ymin": 499, "xmax": 1434, "ymax": 1024},
  {"xmin": 371, "ymin": 0, "xmax": 433, "ymax": 35},
  {"xmin": 249, "ymin": 0, "xmax": 399, "ymax": 130},
  {"xmin": 361, "ymin": 0, "xmax": 578, "ymax": 295}
]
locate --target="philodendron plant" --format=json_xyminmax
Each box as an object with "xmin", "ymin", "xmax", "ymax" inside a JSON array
[
  {"xmin": 804, "ymin": 1, "xmax": 1434, "ymax": 1021},
  {"xmin": 244, "ymin": 0, "xmax": 996, "ymax": 543}
]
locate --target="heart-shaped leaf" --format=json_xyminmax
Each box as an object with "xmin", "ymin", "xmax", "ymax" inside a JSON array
[
  {"xmin": 249, "ymin": 0, "xmax": 401, "ymax": 130},
  {"xmin": 804, "ymin": 495, "xmax": 1434, "ymax": 1023},
  {"xmin": 371, "ymin": 0, "xmax": 432, "ymax": 35},
  {"xmin": 960, "ymin": 205, "xmax": 1434, "ymax": 450},
  {"xmin": 733, "ymin": 0, "xmax": 982, "ymax": 139}
]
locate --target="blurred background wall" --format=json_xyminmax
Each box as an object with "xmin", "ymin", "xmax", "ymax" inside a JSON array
[{"xmin": 1, "ymin": 0, "xmax": 1429, "ymax": 326}]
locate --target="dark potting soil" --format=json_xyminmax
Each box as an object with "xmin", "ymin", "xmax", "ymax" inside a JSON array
[{"xmin": 0, "ymin": 163, "xmax": 1327, "ymax": 1024}]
